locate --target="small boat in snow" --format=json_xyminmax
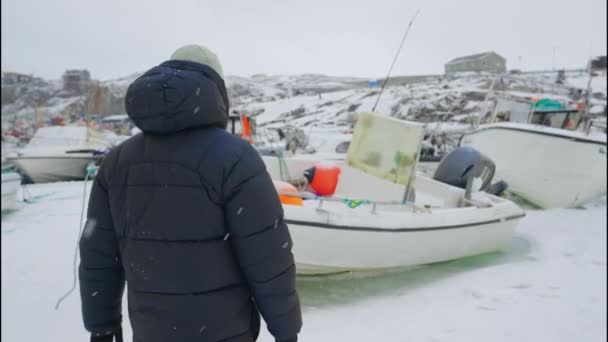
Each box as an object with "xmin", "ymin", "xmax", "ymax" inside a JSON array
[
  {"xmin": 460, "ymin": 100, "xmax": 607, "ymax": 208},
  {"xmin": 7, "ymin": 126, "xmax": 109, "ymax": 183},
  {"xmin": 267, "ymin": 113, "xmax": 525, "ymax": 276},
  {"xmin": 2, "ymin": 142, "xmax": 21, "ymax": 211},
  {"xmin": 229, "ymin": 112, "xmax": 311, "ymax": 156},
  {"xmin": 1, "ymin": 167, "xmax": 21, "ymax": 212}
]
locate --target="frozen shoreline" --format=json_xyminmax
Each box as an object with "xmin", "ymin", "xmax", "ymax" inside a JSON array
[{"xmin": 1, "ymin": 182, "xmax": 606, "ymax": 341}]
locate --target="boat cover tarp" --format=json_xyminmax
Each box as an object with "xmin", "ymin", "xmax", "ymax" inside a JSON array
[
  {"xmin": 346, "ymin": 112, "xmax": 424, "ymax": 186},
  {"xmin": 532, "ymin": 98, "xmax": 567, "ymax": 111}
]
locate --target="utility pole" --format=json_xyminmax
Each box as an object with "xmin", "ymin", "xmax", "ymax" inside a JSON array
[
  {"xmin": 583, "ymin": 61, "xmax": 594, "ymax": 118},
  {"xmin": 86, "ymin": 85, "xmax": 102, "ymax": 142},
  {"xmin": 35, "ymin": 103, "xmax": 43, "ymax": 128}
]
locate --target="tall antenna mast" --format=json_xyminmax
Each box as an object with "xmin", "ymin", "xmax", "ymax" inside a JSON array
[
  {"xmin": 474, "ymin": 74, "xmax": 500, "ymax": 128},
  {"xmin": 371, "ymin": 9, "xmax": 421, "ymax": 112}
]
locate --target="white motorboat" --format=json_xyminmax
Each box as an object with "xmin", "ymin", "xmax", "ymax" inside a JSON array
[
  {"xmin": 1, "ymin": 140, "xmax": 21, "ymax": 211},
  {"xmin": 264, "ymin": 155, "xmax": 524, "ymax": 276},
  {"xmin": 265, "ymin": 113, "xmax": 525, "ymax": 276},
  {"xmin": 460, "ymin": 104, "xmax": 607, "ymax": 208},
  {"xmin": 7, "ymin": 126, "xmax": 110, "ymax": 183},
  {"xmin": 230, "ymin": 113, "xmax": 312, "ymax": 156}
]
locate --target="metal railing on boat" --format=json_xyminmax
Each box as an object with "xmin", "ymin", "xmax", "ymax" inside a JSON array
[{"xmin": 277, "ymin": 190, "xmax": 493, "ymax": 214}]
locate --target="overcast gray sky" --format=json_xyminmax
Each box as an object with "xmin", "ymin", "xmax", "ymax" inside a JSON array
[{"xmin": 2, "ymin": 0, "xmax": 606, "ymax": 80}]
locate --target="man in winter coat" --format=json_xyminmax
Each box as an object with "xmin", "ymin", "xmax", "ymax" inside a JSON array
[{"xmin": 78, "ymin": 44, "xmax": 302, "ymax": 342}]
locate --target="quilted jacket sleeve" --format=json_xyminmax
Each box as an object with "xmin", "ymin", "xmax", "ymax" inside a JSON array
[
  {"xmin": 223, "ymin": 144, "xmax": 302, "ymax": 341},
  {"xmin": 78, "ymin": 159, "xmax": 125, "ymax": 335}
]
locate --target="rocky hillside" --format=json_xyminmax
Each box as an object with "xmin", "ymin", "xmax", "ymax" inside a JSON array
[
  {"xmin": 241, "ymin": 71, "xmax": 607, "ymax": 129},
  {"xmin": 2, "ymin": 69, "xmax": 606, "ymax": 132}
]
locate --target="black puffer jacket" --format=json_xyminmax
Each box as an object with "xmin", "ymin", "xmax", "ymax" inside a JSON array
[{"xmin": 79, "ymin": 60, "xmax": 302, "ymax": 342}]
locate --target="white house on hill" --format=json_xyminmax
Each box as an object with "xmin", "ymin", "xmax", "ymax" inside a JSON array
[{"xmin": 445, "ymin": 52, "xmax": 506, "ymax": 75}]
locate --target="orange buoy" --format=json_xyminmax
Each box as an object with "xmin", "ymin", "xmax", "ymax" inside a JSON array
[
  {"xmin": 273, "ymin": 180, "xmax": 303, "ymax": 206},
  {"xmin": 241, "ymin": 115, "xmax": 253, "ymax": 143},
  {"xmin": 565, "ymin": 118, "xmax": 574, "ymax": 128},
  {"xmin": 303, "ymin": 162, "xmax": 341, "ymax": 196}
]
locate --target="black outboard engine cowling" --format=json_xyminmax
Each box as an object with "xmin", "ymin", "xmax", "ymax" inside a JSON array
[
  {"xmin": 485, "ymin": 180, "xmax": 509, "ymax": 197},
  {"xmin": 433, "ymin": 147, "xmax": 496, "ymax": 195}
]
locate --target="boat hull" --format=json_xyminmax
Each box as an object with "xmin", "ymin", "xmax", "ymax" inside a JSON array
[
  {"xmin": 262, "ymin": 155, "xmax": 524, "ymax": 275},
  {"xmin": 460, "ymin": 123, "xmax": 607, "ymax": 208},
  {"xmin": 1, "ymin": 171, "xmax": 21, "ymax": 211},
  {"xmin": 9, "ymin": 155, "xmax": 97, "ymax": 183},
  {"xmin": 286, "ymin": 203, "xmax": 522, "ymax": 275}
]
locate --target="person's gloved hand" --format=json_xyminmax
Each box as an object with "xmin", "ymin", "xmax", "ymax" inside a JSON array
[{"xmin": 90, "ymin": 327, "xmax": 123, "ymax": 342}]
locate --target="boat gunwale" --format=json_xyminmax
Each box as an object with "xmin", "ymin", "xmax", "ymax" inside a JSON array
[
  {"xmin": 6, "ymin": 155, "xmax": 101, "ymax": 161},
  {"xmin": 1, "ymin": 175, "xmax": 22, "ymax": 183},
  {"xmin": 460, "ymin": 125, "xmax": 607, "ymax": 146},
  {"xmin": 285, "ymin": 213, "xmax": 525, "ymax": 233}
]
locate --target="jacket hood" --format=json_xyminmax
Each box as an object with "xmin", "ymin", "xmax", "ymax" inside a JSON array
[{"xmin": 125, "ymin": 60, "xmax": 230, "ymax": 135}]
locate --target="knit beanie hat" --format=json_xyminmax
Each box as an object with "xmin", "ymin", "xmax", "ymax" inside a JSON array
[{"xmin": 170, "ymin": 44, "xmax": 224, "ymax": 79}]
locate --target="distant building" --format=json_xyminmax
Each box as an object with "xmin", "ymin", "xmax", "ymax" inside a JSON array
[
  {"xmin": 62, "ymin": 69, "xmax": 91, "ymax": 92},
  {"xmin": 588, "ymin": 56, "xmax": 607, "ymax": 71},
  {"xmin": 1, "ymin": 71, "xmax": 34, "ymax": 86},
  {"xmin": 445, "ymin": 52, "xmax": 506, "ymax": 75}
]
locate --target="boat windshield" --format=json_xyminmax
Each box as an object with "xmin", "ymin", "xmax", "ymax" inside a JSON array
[{"xmin": 530, "ymin": 110, "xmax": 580, "ymax": 130}]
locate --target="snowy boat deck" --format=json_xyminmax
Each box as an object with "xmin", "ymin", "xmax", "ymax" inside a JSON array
[{"xmin": 1, "ymin": 181, "xmax": 606, "ymax": 341}]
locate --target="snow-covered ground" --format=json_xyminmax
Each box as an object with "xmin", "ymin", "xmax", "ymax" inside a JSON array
[{"xmin": 2, "ymin": 182, "xmax": 606, "ymax": 341}]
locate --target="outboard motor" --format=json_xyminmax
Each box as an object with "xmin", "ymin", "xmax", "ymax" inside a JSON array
[
  {"xmin": 433, "ymin": 147, "xmax": 508, "ymax": 199},
  {"xmin": 335, "ymin": 141, "xmax": 350, "ymax": 153},
  {"xmin": 485, "ymin": 180, "xmax": 509, "ymax": 197}
]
